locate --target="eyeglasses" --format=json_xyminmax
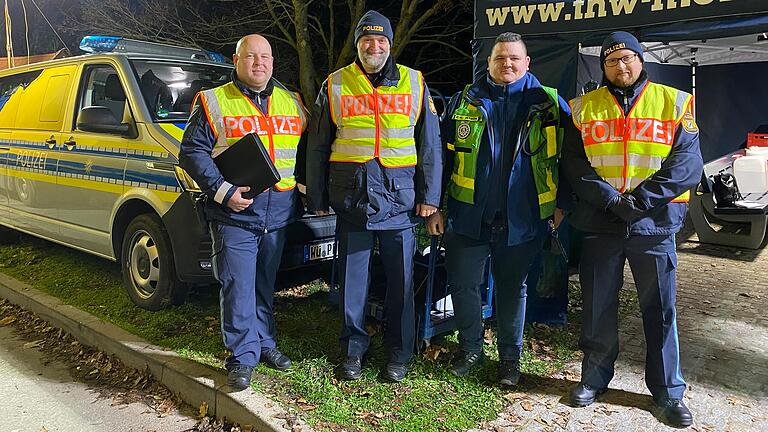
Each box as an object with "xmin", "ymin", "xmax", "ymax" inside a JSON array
[{"xmin": 604, "ymin": 53, "xmax": 639, "ymax": 67}]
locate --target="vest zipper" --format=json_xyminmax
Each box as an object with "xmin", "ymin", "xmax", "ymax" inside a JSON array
[
  {"xmin": 264, "ymin": 188, "xmax": 271, "ymax": 234},
  {"xmin": 621, "ymin": 95, "xmax": 629, "ymax": 192},
  {"xmin": 373, "ymin": 87, "xmax": 381, "ymax": 159}
]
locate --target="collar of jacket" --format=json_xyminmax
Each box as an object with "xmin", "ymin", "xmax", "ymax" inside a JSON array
[
  {"xmin": 354, "ymin": 55, "xmax": 399, "ymax": 87},
  {"xmin": 231, "ymin": 70, "xmax": 275, "ymax": 100},
  {"xmin": 603, "ymin": 69, "xmax": 648, "ymax": 104}
]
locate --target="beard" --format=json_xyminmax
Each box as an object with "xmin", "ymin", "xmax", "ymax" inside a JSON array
[{"xmin": 359, "ymin": 51, "xmax": 389, "ymax": 72}]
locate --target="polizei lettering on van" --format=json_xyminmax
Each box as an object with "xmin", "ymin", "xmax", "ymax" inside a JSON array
[{"xmin": 16, "ymin": 150, "xmax": 48, "ymax": 170}]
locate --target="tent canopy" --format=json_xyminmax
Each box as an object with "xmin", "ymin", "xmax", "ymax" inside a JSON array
[
  {"xmin": 473, "ymin": 0, "xmax": 768, "ymax": 92},
  {"xmin": 471, "ymin": 0, "xmax": 768, "ymax": 160}
]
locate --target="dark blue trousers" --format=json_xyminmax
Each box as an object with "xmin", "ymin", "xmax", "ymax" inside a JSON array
[
  {"xmin": 579, "ymin": 233, "xmax": 686, "ymax": 400},
  {"xmin": 445, "ymin": 225, "xmax": 542, "ymax": 361},
  {"xmin": 336, "ymin": 218, "xmax": 416, "ymax": 364},
  {"xmin": 210, "ymin": 222, "xmax": 286, "ymax": 368}
]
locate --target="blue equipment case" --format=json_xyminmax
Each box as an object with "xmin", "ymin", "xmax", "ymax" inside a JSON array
[{"xmin": 328, "ymin": 233, "xmax": 495, "ymax": 349}]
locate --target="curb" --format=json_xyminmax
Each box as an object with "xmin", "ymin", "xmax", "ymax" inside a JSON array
[{"xmin": 0, "ymin": 272, "xmax": 307, "ymax": 432}]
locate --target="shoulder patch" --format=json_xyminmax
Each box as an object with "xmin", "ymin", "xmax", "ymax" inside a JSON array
[
  {"xmin": 681, "ymin": 108, "xmax": 698, "ymax": 134},
  {"xmin": 457, "ymin": 122, "xmax": 471, "ymax": 140},
  {"xmin": 428, "ymin": 96, "xmax": 437, "ymax": 115}
]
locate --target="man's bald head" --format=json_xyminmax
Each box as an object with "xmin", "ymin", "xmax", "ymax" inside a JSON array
[{"xmin": 233, "ymin": 34, "xmax": 273, "ymax": 91}]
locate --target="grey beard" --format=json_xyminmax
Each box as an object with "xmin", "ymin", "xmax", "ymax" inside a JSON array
[{"xmin": 360, "ymin": 52, "xmax": 388, "ymax": 72}]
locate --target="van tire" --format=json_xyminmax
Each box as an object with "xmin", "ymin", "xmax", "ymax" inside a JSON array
[{"xmin": 121, "ymin": 213, "xmax": 181, "ymax": 311}]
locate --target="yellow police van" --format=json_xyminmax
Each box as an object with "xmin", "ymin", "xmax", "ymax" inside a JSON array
[{"xmin": 0, "ymin": 36, "xmax": 335, "ymax": 310}]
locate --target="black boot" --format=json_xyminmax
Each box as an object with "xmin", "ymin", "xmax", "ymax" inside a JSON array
[
  {"xmin": 384, "ymin": 362, "xmax": 408, "ymax": 382},
  {"xmin": 340, "ymin": 356, "xmax": 363, "ymax": 380},
  {"xmin": 449, "ymin": 351, "xmax": 484, "ymax": 377},
  {"xmin": 261, "ymin": 348, "xmax": 292, "ymax": 371},
  {"xmin": 226, "ymin": 364, "xmax": 254, "ymax": 391},
  {"xmin": 497, "ymin": 360, "xmax": 521, "ymax": 386},
  {"xmin": 569, "ymin": 383, "xmax": 606, "ymax": 407},
  {"xmin": 655, "ymin": 398, "xmax": 693, "ymax": 428}
]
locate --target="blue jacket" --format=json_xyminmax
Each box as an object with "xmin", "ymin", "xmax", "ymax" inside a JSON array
[
  {"xmin": 561, "ymin": 72, "xmax": 704, "ymax": 236},
  {"xmin": 306, "ymin": 58, "xmax": 443, "ymax": 230},
  {"xmin": 442, "ymin": 73, "xmax": 571, "ymax": 246},
  {"xmin": 179, "ymin": 74, "xmax": 305, "ymax": 232}
]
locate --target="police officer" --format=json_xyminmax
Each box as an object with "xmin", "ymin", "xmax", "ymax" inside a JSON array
[
  {"xmin": 562, "ymin": 32, "xmax": 702, "ymax": 427},
  {"xmin": 179, "ymin": 34, "xmax": 307, "ymax": 391},
  {"xmin": 426, "ymin": 32, "xmax": 569, "ymax": 386},
  {"xmin": 306, "ymin": 11, "xmax": 442, "ymax": 382}
]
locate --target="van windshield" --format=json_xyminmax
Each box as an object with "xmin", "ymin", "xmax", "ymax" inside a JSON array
[{"xmin": 129, "ymin": 60, "xmax": 231, "ymax": 122}]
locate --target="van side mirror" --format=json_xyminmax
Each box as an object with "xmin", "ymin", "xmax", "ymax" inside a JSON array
[{"xmin": 77, "ymin": 106, "xmax": 130, "ymax": 135}]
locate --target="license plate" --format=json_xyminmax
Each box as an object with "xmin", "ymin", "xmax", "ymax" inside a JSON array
[{"xmin": 306, "ymin": 240, "xmax": 335, "ymax": 262}]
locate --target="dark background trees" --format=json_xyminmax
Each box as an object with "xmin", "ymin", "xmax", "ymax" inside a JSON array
[{"xmin": 0, "ymin": 0, "xmax": 474, "ymax": 101}]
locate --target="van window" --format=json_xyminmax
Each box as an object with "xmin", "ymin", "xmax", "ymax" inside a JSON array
[
  {"xmin": 40, "ymin": 74, "xmax": 70, "ymax": 123},
  {"xmin": 79, "ymin": 65, "xmax": 128, "ymax": 125},
  {"xmin": 0, "ymin": 70, "xmax": 42, "ymax": 127},
  {"xmin": 129, "ymin": 60, "xmax": 230, "ymax": 122}
]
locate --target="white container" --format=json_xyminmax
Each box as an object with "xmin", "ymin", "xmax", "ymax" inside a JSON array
[
  {"xmin": 733, "ymin": 155, "xmax": 768, "ymax": 193},
  {"xmin": 746, "ymin": 146, "xmax": 768, "ymax": 157}
]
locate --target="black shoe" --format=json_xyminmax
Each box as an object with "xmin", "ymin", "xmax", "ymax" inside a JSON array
[
  {"xmin": 569, "ymin": 383, "xmax": 606, "ymax": 407},
  {"xmin": 261, "ymin": 348, "xmax": 292, "ymax": 371},
  {"xmin": 226, "ymin": 364, "xmax": 254, "ymax": 391},
  {"xmin": 655, "ymin": 398, "xmax": 693, "ymax": 428},
  {"xmin": 384, "ymin": 362, "xmax": 408, "ymax": 382},
  {"xmin": 340, "ymin": 356, "xmax": 363, "ymax": 380},
  {"xmin": 497, "ymin": 360, "xmax": 521, "ymax": 386},
  {"xmin": 450, "ymin": 350, "xmax": 484, "ymax": 377}
]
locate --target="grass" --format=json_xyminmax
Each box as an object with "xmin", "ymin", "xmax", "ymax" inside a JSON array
[{"xmin": 0, "ymin": 232, "xmax": 581, "ymax": 431}]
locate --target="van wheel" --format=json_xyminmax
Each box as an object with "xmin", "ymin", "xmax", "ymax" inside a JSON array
[
  {"xmin": 121, "ymin": 214, "xmax": 183, "ymax": 310},
  {"xmin": 14, "ymin": 177, "xmax": 36, "ymax": 205}
]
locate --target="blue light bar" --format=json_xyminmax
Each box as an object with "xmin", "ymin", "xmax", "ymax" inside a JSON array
[
  {"xmin": 79, "ymin": 36, "xmax": 122, "ymax": 53},
  {"xmin": 79, "ymin": 35, "xmax": 230, "ymax": 64},
  {"xmin": 204, "ymin": 50, "xmax": 228, "ymax": 64}
]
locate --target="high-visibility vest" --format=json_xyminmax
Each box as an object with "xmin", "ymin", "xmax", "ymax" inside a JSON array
[
  {"xmin": 197, "ymin": 81, "xmax": 306, "ymax": 191},
  {"xmin": 327, "ymin": 63, "xmax": 424, "ymax": 168},
  {"xmin": 569, "ymin": 82, "xmax": 693, "ymax": 202},
  {"xmin": 446, "ymin": 85, "xmax": 563, "ymax": 219}
]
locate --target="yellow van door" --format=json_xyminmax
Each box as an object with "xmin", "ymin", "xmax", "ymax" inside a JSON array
[
  {"xmin": 57, "ymin": 64, "xmax": 129, "ymax": 257},
  {"xmin": 0, "ymin": 131, "xmax": 8, "ymax": 225},
  {"xmin": 7, "ymin": 68, "xmax": 71, "ymax": 240}
]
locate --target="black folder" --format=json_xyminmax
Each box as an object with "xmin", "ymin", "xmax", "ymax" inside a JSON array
[{"xmin": 213, "ymin": 133, "xmax": 280, "ymax": 199}]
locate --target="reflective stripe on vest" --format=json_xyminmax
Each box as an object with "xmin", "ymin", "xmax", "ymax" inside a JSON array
[
  {"xmin": 198, "ymin": 82, "xmax": 306, "ymax": 191},
  {"xmin": 447, "ymin": 85, "xmax": 563, "ymax": 219},
  {"xmin": 569, "ymin": 82, "xmax": 691, "ymax": 202},
  {"xmin": 328, "ymin": 63, "xmax": 423, "ymax": 167}
]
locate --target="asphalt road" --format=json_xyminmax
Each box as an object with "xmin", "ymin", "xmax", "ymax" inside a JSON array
[{"xmin": 0, "ymin": 324, "xmax": 198, "ymax": 432}]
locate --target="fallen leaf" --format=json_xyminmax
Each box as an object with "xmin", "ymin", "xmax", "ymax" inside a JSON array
[
  {"xmin": 0, "ymin": 316, "xmax": 16, "ymax": 326},
  {"xmin": 521, "ymin": 400, "xmax": 534, "ymax": 411},
  {"xmin": 198, "ymin": 401, "xmax": 208, "ymax": 418},
  {"xmin": 40, "ymin": 428, "xmax": 48, "ymax": 432},
  {"xmin": 366, "ymin": 324, "xmax": 379, "ymax": 337},
  {"xmin": 503, "ymin": 392, "xmax": 526, "ymax": 403},
  {"xmin": 23, "ymin": 340, "xmax": 44, "ymax": 349},
  {"xmin": 484, "ymin": 329, "xmax": 495, "ymax": 344},
  {"xmin": 423, "ymin": 345, "xmax": 448, "ymax": 362}
]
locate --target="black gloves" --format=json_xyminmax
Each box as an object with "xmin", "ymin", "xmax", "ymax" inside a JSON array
[{"xmin": 607, "ymin": 193, "xmax": 646, "ymax": 222}]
